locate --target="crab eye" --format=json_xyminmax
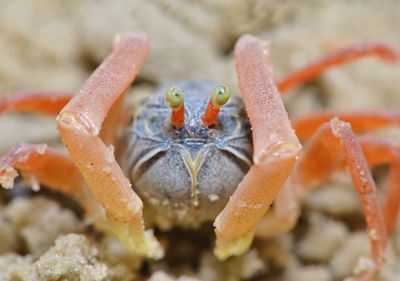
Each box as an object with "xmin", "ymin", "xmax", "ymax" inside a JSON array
[
  {"xmin": 212, "ymin": 84, "xmax": 230, "ymax": 106},
  {"xmin": 166, "ymin": 87, "xmax": 185, "ymax": 128},
  {"xmin": 202, "ymin": 84, "xmax": 230, "ymax": 127},
  {"xmin": 166, "ymin": 87, "xmax": 184, "ymax": 109}
]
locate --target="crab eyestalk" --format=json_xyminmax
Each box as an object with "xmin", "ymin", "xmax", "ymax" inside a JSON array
[
  {"xmin": 166, "ymin": 87, "xmax": 185, "ymax": 128},
  {"xmin": 202, "ymin": 84, "xmax": 230, "ymax": 126}
]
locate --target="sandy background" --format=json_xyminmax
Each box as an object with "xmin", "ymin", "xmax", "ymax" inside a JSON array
[{"xmin": 0, "ymin": 0, "xmax": 400, "ymax": 280}]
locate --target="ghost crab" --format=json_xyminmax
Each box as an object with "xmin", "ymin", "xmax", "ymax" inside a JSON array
[{"xmin": 0, "ymin": 32, "xmax": 399, "ymax": 280}]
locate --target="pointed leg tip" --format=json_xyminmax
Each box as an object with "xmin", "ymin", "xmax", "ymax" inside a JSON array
[{"xmin": 213, "ymin": 231, "xmax": 254, "ymax": 261}]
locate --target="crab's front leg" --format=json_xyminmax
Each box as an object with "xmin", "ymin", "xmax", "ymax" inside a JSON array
[
  {"xmin": 57, "ymin": 32, "xmax": 163, "ymax": 259},
  {"xmin": 213, "ymin": 35, "xmax": 302, "ymax": 259}
]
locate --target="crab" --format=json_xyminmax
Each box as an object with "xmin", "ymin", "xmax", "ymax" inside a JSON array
[{"xmin": 0, "ymin": 32, "xmax": 399, "ymax": 280}]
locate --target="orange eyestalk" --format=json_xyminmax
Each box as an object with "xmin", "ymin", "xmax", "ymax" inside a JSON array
[
  {"xmin": 166, "ymin": 87, "xmax": 185, "ymax": 128},
  {"xmin": 202, "ymin": 84, "xmax": 230, "ymax": 126}
]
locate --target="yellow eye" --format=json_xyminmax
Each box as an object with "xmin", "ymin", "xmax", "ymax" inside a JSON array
[
  {"xmin": 212, "ymin": 84, "xmax": 230, "ymax": 106},
  {"xmin": 166, "ymin": 87, "xmax": 184, "ymax": 109}
]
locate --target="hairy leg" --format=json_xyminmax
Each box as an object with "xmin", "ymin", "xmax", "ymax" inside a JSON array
[
  {"xmin": 0, "ymin": 88, "xmax": 123, "ymax": 146},
  {"xmin": 0, "ymin": 91, "xmax": 73, "ymax": 116},
  {"xmin": 0, "ymin": 143, "xmax": 82, "ymax": 193},
  {"xmin": 0, "ymin": 142, "xmax": 104, "ymax": 225},
  {"xmin": 259, "ymin": 134, "xmax": 400, "ymax": 236},
  {"xmin": 359, "ymin": 137, "xmax": 400, "ymax": 236},
  {"xmin": 292, "ymin": 110, "xmax": 400, "ymax": 142},
  {"xmin": 260, "ymin": 119, "xmax": 387, "ymax": 281},
  {"xmin": 277, "ymin": 41, "xmax": 398, "ymax": 93},
  {"xmin": 293, "ymin": 120, "xmax": 386, "ymax": 280}
]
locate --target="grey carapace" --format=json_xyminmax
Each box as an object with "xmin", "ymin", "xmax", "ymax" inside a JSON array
[{"xmin": 118, "ymin": 81, "xmax": 253, "ymax": 230}]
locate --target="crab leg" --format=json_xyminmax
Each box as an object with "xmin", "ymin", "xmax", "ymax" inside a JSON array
[
  {"xmin": 0, "ymin": 142, "xmax": 103, "ymax": 221},
  {"xmin": 358, "ymin": 137, "xmax": 400, "ymax": 236},
  {"xmin": 0, "ymin": 89, "xmax": 125, "ymax": 145},
  {"xmin": 99, "ymin": 94, "xmax": 126, "ymax": 145},
  {"xmin": 56, "ymin": 32, "xmax": 163, "ymax": 259},
  {"xmin": 291, "ymin": 110, "xmax": 400, "ymax": 234},
  {"xmin": 293, "ymin": 119, "xmax": 386, "ymax": 280},
  {"xmin": 277, "ymin": 41, "xmax": 398, "ymax": 93},
  {"xmin": 258, "ymin": 135, "xmax": 400, "ymax": 236},
  {"xmin": 261, "ymin": 119, "xmax": 387, "ymax": 280},
  {"xmin": 292, "ymin": 110, "xmax": 400, "ymax": 142},
  {"xmin": 213, "ymin": 35, "xmax": 302, "ymax": 260},
  {"xmin": 255, "ymin": 180, "xmax": 298, "ymax": 238},
  {"xmin": 0, "ymin": 143, "xmax": 83, "ymax": 194},
  {"xmin": 0, "ymin": 89, "xmax": 122, "ymax": 219},
  {"xmin": 0, "ymin": 91, "xmax": 73, "ymax": 116}
]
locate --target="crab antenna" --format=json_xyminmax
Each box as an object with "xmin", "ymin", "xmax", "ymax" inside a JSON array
[
  {"xmin": 166, "ymin": 87, "xmax": 185, "ymax": 128},
  {"xmin": 202, "ymin": 84, "xmax": 230, "ymax": 127}
]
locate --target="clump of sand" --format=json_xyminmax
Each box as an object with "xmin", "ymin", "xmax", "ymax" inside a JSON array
[{"xmin": 0, "ymin": 197, "xmax": 141, "ymax": 281}]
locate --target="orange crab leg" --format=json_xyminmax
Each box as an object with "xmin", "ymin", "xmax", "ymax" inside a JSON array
[
  {"xmin": 99, "ymin": 94, "xmax": 126, "ymax": 145},
  {"xmin": 0, "ymin": 89, "xmax": 125, "ymax": 145},
  {"xmin": 292, "ymin": 119, "xmax": 387, "ymax": 278},
  {"xmin": 290, "ymin": 111, "xmax": 400, "ymax": 235},
  {"xmin": 258, "ymin": 135, "xmax": 400, "ymax": 236},
  {"xmin": 384, "ymin": 162, "xmax": 400, "ymax": 236},
  {"xmin": 358, "ymin": 137, "xmax": 400, "ymax": 236},
  {"xmin": 0, "ymin": 143, "xmax": 83, "ymax": 194},
  {"xmin": 302, "ymin": 121, "xmax": 388, "ymax": 279},
  {"xmin": 261, "ymin": 119, "xmax": 386, "ymax": 280},
  {"xmin": 213, "ymin": 35, "xmax": 302, "ymax": 260},
  {"xmin": 0, "ymin": 91, "xmax": 73, "ymax": 116},
  {"xmin": 292, "ymin": 110, "xmax": 400, "ymax": 142},
  {"xmin": 292, "ymin": 120, "xmax": 386, "ymax": 280},
  {"xmin": 56, "ymin": 32, "xmax": 163, "ymax": 259},
  {"xmin": 255, "ymin": 180, "xmax": 298, "ymax": 238},
  {"xmin": 0, "ymin": 143, "xmax": 102, "ymax": 220},
  {"xmin": 277, "ymin": 41, "xmax": 399, "ymax": 93}
]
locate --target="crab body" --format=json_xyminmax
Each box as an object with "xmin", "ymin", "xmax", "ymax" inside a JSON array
[{"xmin": 119, "ymin": 81, "xmax": 252, "ymax": 229}]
